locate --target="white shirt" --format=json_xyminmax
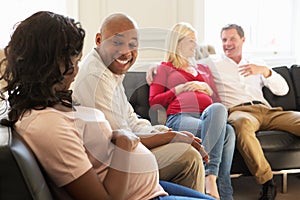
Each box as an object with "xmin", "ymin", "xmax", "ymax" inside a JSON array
[
  {"xmin": 199, "ymin": 54, "xmax": 289, "ymax": 109},
  {"xmin": 73, "ymin": 49, "xmax": 167, "ymax": 136}
]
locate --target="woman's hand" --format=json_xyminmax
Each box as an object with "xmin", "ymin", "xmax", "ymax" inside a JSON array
[
  {"xmin": 185, "ymin": 81, "xmax": 213, "ymax": 96},
  {"xmin": 174, "ymin": 83, "xmax": 187, "ymax": 95},
  {"xmin": 111, "ymin": 130, "xmax": 140, "ymax": 152},
  {"xmin": 175, "ymin": 81, "xmax": 213, "ymax": 96}
]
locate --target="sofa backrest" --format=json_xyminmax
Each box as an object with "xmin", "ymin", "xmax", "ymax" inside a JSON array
[
  {"xmin": 289, "ymin": 64, "xmax": 300, "ymax": 111},
  {"xmin": 0, "ymin": 125, "xmax": 53, "ymax": 200},
  {"xmin": 123, "ymin": 72, "xmax": 150, "ymax": 120},
  {"xmin": 262, "ymin": 66, "xmax": 297, "ymax": 111},
  {"xmin": 123, "ymin": 65, "xmax": 299, "ymax": 124}
]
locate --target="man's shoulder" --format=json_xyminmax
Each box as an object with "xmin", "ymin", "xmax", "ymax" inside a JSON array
[
  {"xmin": 80, "ymin": 51, "xmax": 104, "ymax": 73},
  {"xmin": 75, "ymin": 51, "xmax": 109, "ymax": 85}
]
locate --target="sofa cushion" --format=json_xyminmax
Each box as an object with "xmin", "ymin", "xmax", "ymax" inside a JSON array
[
  {"xmin": 262, "ymin": 66, "xmax": 297, "ymax": 110},
  {"xmin": 123, "ymin": 67, "xmax": 300, "ymax": 175},
  {"xmin": 232, "ymin": 130, "xmax": 300, "ymax": 173},
  {"xmin": 257, "ymin": 130, "xmax": 300, "ymax": 151},
  {"xmin": 258, "ymin": 130, "xmax": 300, "ymax": 170}
]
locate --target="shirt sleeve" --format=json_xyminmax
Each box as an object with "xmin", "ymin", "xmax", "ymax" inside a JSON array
[
  {"xmin": 21, "ymin": 112, "xmax": 92, "ymax": 187},
  {"xmin": 262, "ymin": 68, "xmax": 289, "ymax": 96},
  {"xmin": 94, "ymin": 69, "xmax": 161, "ymax": 136},
  {"xmin": 245, "ymin": 57, "xmax": 289, "ymax": 96}
]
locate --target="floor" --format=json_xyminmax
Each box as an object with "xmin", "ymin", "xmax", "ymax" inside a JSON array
[{"xmin": 232, "ymin": 173, "xmax": 300, "ymax": 199}]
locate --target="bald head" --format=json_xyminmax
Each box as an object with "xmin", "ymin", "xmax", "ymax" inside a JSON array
[{"xmin": 100, "ymin": 13, "xmax": 138, "ymax": 39}]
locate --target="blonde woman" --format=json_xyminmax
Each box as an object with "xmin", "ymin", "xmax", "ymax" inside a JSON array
[{"xmin": 149, "ymin": 22, "xmax": 235, "ymax": 200}]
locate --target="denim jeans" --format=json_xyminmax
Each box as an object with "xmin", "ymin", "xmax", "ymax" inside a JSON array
[
  {"xmin": 151, "ymin": 181, "xmax": 215, "ymax": 200},
  {"xmin": 166, "ymin": 103, "xmax": 236, "ymax": 200}
]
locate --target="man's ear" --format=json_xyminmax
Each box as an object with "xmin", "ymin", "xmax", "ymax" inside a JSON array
[
  {"xmin": 242, "ymin": 36, "xmax": 245, "ymax": 43},
  {"xmin": 95, "ymin": 33, "xmax": 101, "ymax": 45}
]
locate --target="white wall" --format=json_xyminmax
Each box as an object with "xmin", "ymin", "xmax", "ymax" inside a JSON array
[
  {"xmin": 78, "ymin": 0, "xmax": 205, "ymax": 65},
  {"xmin": 294, "ymin": 0, "xmax": 300, "ymax": 64},
  {"xmin": 77, "ymin": 0, "xmax": 300, "ymax": 67}
]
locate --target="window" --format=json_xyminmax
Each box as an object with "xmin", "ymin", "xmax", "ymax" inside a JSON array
[
  {"xmin": 0, "ymin": 0, "xmax": 77, "ymax": 48},
  {"xmin": 204, "ymin": 0, "xmax": 296, "ymax": 61}
]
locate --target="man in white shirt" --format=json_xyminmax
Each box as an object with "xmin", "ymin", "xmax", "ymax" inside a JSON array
[
  {"xmin": 207, "ymin": 24, "xmax": 300, "ymax": 200},
  {"xmin": 73, "ymin": 13, "xmax": 209, "ymax": 193},
  {"xmin": 147, "ymin": 24, "xmax": 300, "ymax": 200}
]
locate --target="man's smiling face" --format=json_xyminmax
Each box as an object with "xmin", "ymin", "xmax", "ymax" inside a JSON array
[
  {"xmin": 221, "ymin": 28, "xmax": 245, "ymax": 64},
  {"xmin": 96, "ymin": 18, "xmax": 138, "ymax": 75}
]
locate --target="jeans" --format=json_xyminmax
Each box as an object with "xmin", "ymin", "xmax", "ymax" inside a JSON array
[
  {"xmin": 151, "ymin": 181, "xmax": 215, "ymax": 200},
  {"xmin": 166, "ymin": 103, "xmax": 236, "ymax": 200}
]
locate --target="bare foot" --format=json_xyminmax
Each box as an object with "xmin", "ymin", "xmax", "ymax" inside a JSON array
[{"xmin": 205, "ymin": 174, "xmax": 220, "ymax": 199}]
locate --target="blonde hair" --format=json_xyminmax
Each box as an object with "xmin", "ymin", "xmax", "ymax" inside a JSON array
[{"xmin": 165, "ymin": 22, "xmax": 197, "ymax": 68}]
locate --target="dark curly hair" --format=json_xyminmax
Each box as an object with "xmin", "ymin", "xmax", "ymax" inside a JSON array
[{"xmin": 0, "ymin": 11, "xmax": 85, "ymax": 126}]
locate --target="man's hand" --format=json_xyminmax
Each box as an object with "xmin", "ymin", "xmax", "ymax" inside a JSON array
[
  {"xmin": 139, "ymin": 129, "xmax": 209, "ymax": 163},
  {"xmin": 169, "ymin": 130, "xmax": 209, "ymax": 163},
  {"xmin": 238, "ymin": 63, "xmax": 271, "ymax": 78},
  {"xmin": 146, "ymin": 65, "xmax": 157, "ymax": 85}
]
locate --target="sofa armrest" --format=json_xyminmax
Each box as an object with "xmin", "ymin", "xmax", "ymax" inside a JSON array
[{"xmin": 149, "ymin": 105, "xmax": 167, "ymax": 125}]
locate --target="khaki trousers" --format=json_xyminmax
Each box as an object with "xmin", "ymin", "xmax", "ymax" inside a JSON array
[
  {"xmin": 151, "ymin": 143, "xmax": 205, "ymax": 193},
  {"xmin": 228, "ymin": 104, "xmax": 300, "ymax": 184}
]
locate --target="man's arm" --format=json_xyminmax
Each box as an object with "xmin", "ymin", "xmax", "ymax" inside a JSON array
[
  {"xmin": 239, "ymin": 63, "xmax": 289, "ymax": 95},
  {"xmin": 140, "ymin": 130, "xmax": 209, "ymax": 163},
  {"xmin": 238, "ymin": 63, "xmax": 271, "ymax": 78}
]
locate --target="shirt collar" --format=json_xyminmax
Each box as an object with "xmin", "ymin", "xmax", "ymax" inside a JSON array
[{"xmin": 92, "ymin": 48, "xmax": 125, "ymax": 83}]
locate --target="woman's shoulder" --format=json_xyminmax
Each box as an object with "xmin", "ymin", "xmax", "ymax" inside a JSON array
[
  {"xmin": 159, "ymin": 61, "xmax": 173, "ymax": 67},
  {"xmin": 157, "ymin": 61, "xmax": 176, "ymax": 72},
  {"xmin": 19, "ymin": 106, "xmax": 107, "ymax": 126},
  {"xmin": 25, "ymin": 108, "xmax": 72, "ymax": 126},
  {"xmin": 16, "ymin": 108, "xmax": 74, "ymax": 138},
  {"xmin": 196, "ymin": 63, "xmax": 213, "ymax": 75}
]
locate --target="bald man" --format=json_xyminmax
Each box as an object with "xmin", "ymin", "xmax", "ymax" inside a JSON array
[{"xmin": 73, "ymin": 13, "xmax": 207, "ymax": 192}]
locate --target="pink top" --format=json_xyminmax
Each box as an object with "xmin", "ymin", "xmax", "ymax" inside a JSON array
[
  {"xmin": 149, "ymin": 62, "xmax": 220, "ymax": 116},
  {"xmin": 15, "ymin": 106, "xmax": 167, "ymax": 200}
]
